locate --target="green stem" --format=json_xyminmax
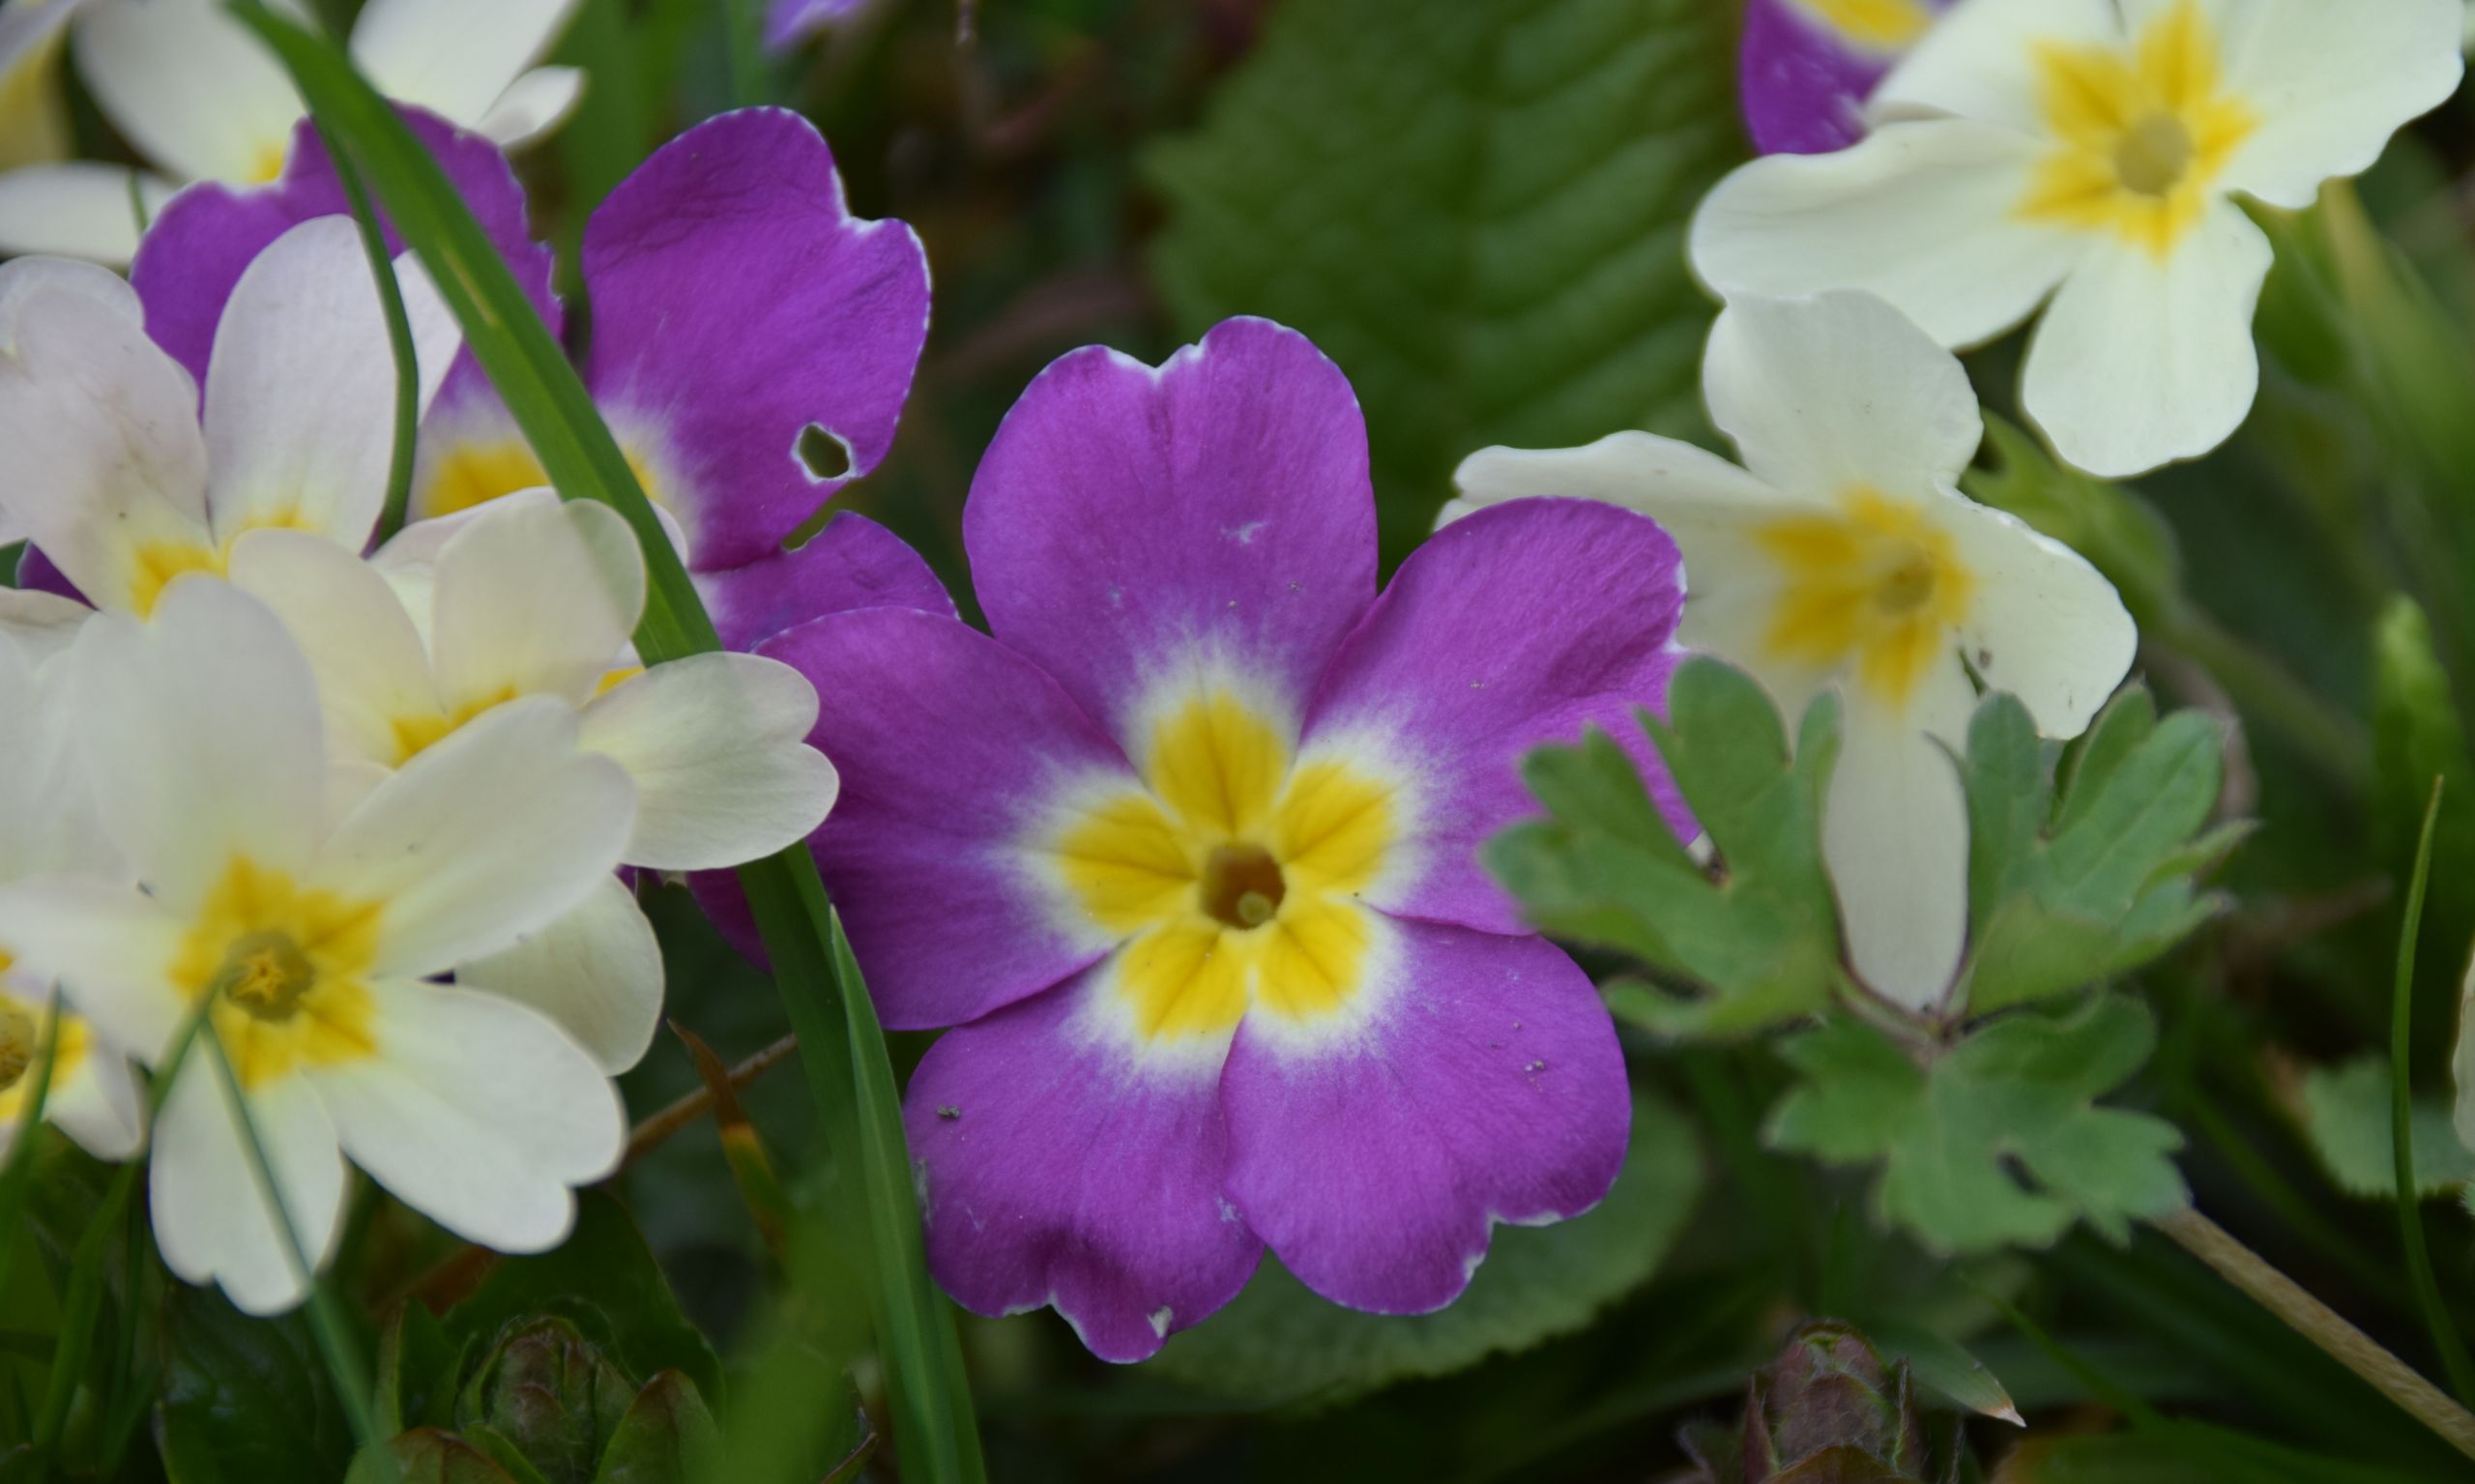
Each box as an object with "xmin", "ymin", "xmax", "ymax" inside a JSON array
[
  {"xmin": 0, "ymin": 990, "xmax": 65, "ymax": 1320},
  {"xmin": 315, "ymin": 121, "xmax": 423, "ymax": 543},
  {"xmin": 2390, "ymin": 779, "xmax": 2475, "ymax": 1406}
]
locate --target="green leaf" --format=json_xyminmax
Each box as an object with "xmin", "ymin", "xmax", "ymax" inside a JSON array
[
  {"xmin": 1144, "ymin": 0, "xmax": 1743, "ymax": 556},
  {"xmin": 346, "ymin": 1431, "xmax": 524, "ymax": 1484},
  {"xmin": 1861, "ymin": 1321, "xmax": 2023, "ymax": 1426},
  {"xmin": 591, "ymin": 1373, "xmax": 724, "ymax": 1484},
  {"xmin": 1148, "ymin": 1091, "xmax": 1703, "ymax": 1405},
  {"xmin": 1488, "ymin": 657, "xmax": 1845, "ymax": 1036},
  {"xmin": 1767, "ymin": 995, "xmax": 2188, "ymax": 1255},
  {"xmin": 442, "ymin": 1195, "xmax": 721, "ymax": 1408},
  {"xmin": 2373, "ymin": 597, "xmax": 2475, "ymax": 968},
  {"xmin": 2294, "ymin": 1058, "xmax": 2475, "ymax": 1199},
  {"xmin": 222, "ymin": 12, "xmax": 984, "ymax": 1475},
  {"xmin": 1954, "ymin": 689, "xmax": 2233, "ymax": 1015},
  {"xmin": 375, "ymin": 1301, "xmax": 459, "ymax": 1438},
  {"xmin": 158, "ymin": 1288, "xmax": 357, "ymax": 1484}
]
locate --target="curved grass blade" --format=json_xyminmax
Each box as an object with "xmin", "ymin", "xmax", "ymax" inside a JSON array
[
  {"xmin": 221, "ymin": 9, "xmax": 985, "ymax": 1475},
  {"xmin": 309, "ymin": 120, "xmax": 423, "ymax": 542},
  {"xmin": 2391, "ymin": 778, "xmax": 2475, "ymax": 1406}
]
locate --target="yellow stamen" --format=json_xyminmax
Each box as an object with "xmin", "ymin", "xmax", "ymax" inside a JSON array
[
  {"xmin": 1753, "ymin": 485, "xmax": 1977, "ymax": 707},
  {"xmin": 173, "ymin": 858, "xmax": 383, "ymax": 1089}
]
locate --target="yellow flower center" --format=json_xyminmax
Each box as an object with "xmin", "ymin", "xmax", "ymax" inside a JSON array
[
  {"xmin": 0, "ymin": 995, "xmax": 87, "ymax": 1124},
  {"xmin": 174, "ymin": 858, "xmax": 383, "ymax": 1089},
  {"xmin": 1050, "ymin": 690, "xmax": 1398, "ymax": 1045},
  {"xmin": 126, "ymin": 509, "xmax": 319, "ymax": 618},
  {"xmin": 0, "ymin": 999, "xmax": 34, "ymax": 1095},
  {"xmin": 416, "ymin": 437, "xmax": 666, "ymax": 522},
  {"xmin": 389, "ymin": 685, "xmax": 519, "ymax": 767},
  {"xmin": 1753, "ymin": 486, "xmax": 1976, "ymax": 708},
  {"xmin": 2018, "ymin": 0, "xmax": 2257, "ymax": 259},
  {"xmin": 1796, "ymin": 0, "xmax": 1933, "ymax": 50}
]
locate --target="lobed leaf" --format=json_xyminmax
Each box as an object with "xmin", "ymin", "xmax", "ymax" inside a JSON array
[{"xmin": 2294, "ymin": 1057, "xmax": 2475, "ymax": 1200}]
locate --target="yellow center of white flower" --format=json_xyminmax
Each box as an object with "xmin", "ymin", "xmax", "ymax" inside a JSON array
[
  {"xmin": 416, "ymin": 438, "xmax": 667, "ymax": 524},
  {"xmin": 0, "ymin": 998, "xmax": 35, "ymax": 1096},
  {"xmin": 174, "ymin": 858, "xmax": 383, "ymax": 1089},
  {"xmin": 1797, "ymin": 0, "xmax": 1934, "ymax": 51},
  {"xmin": 2019, "ymin": 0, "xmax": 2257, "ymax": 259},
  {"xmin": 1753, "ymin": 486, "xmax": 1976, "ymax": 707},
  {"xmin": 0, "ymin": 989, "xmax": 84, "ymax": 1124},
  {"xmin": 125, "ymin": 510, "xmax": 318, "ymax": 618},
  {"xmin": 1049, "ymin": 691, "xmax": 1397, "ymax": 1044}
]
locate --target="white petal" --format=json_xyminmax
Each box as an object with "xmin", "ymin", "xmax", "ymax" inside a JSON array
[
  {"xmin": 0, "ymin": 0, "xmax": 79, "ymax": 173},
  {"xmin": 312, "ymin": 697, "xmax": 634, "ymax": 978},
  {"xmin": 226, "ymin": 529, "xmax": 442, "ymax": 769},
  {"xmin": 73, "ymin": 0, "xmax": 306, "ymax": 185},
  {"xmin": 1937, "ymin": 497, "xmax": 2138, "ymax": 740},
  {"xmin": 150, "ymin": 1061, "xmax": 344, "ymax": 1317},
  {"xmin": 1446, "ymin": 430, "xmax": 1788, "ymax": 522},
  {"xmin": 0, "ymin": 882, "xmax": 186, "ymax": 1063},
  {"xmin": 1825, "ymin": 660, "xmax": 1976, "ymax": 1013},
  {"xmin": 577, "ymin": 653, "xmax": 837, "ymax": 870},
  {"xmin": 1691, "ymin": 120, "xmax": 2084, "ymax": 350},
  {"xmin": 0, "ymin": 255, "xmax": 210, "ymax": 610},
  {"xmin": 204, "ymin": 218, "xmax": 461, "ymax": 551},
  {"xmin": 2204, "ymin": 0, "xmax": 2463, "ymax": 209},
  {"xmin": 0, "ymin": 162, "xmax": 168, "ymax": 264},
  {"xmin": 1703, "ymin": 291, "xmax": 1984, "ymax": 500},
  {"xmin": 350, "ymin": 0, "xmax": 581, "ymax": 130},
  {"xmin": 311, "ymin": 977, "xmax": 623, "ymax": 1252},
  {"xmin": 430, "ymin": 495, "xmax": 645, "ymax": 711},
  {"xmin": 2020, "ymin": 199, "xmax": 2271, "ymax": 479},
  {"xmin": 0, "ymin": 588, "xmax": 96, "ymax": 668},
  {"xmin": 454, "ymin": 875, "xmax": 661, "ymax": 1074},
  {"xmin": 45, "ymin": 1038, "xmax": 146, "ymax": 1160},
  {"xmin": 72, "ymin": 581, "xmax": 327, "ymax": 907},
  {"xmin": 2455, "ymin": 941, "xmax": 2475, "ymax": 1154},
  {"xmin": 475, "ymin": 65, "xmax": 583, "ymax": 147},
  {"xmin": 1869, "ymin": 0, "xmax": 2123, "ymax": 133}
]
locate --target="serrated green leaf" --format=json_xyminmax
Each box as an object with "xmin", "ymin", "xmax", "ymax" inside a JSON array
[
  {"xmin": 2298, "ymin": 1057, "xmax": 2475, "ymax": 1199},
  {"xmin": 1144, "ymin": 0, "xmax": 1742, "ymax": 556},
  {"xmin": 1488, "ymin": 658, "xmax": 1844, "ymax": 1035},
  {"xmin": 1148, "ymin": 1092, "xmax": 1702, "ymax": 1405},
  {"xmin": 1768, "ymin": 995, "xmax": 2187, "ymax": 1255},
  {"xmin": 1955, "ymin": 688, "xmax": 2233, "ymax": 1015}
]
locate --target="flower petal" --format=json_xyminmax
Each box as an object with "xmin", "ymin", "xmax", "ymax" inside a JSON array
[
  {"xmin": 2204, "ymin": 0, "xmax": 2463, "ymax": 209},
  {"xmin": 225, "ymin": 529, "xmax": 442, "ymax": 769},
  {"xmin": 1703, "ymin": 290, "xmax": 1983, "ymax": 501},
  {"xmin": 765, "ymin": 0, "xmax": 870, "ymax": 49},
  {"xmin": 455, "ymin": 875, "xmax": 661, "ymax": 1074},
  {"xmin": 759, "ymin": 607, "xmax": 1139, "ymax": 1029},
  {"xmin": 73, "ymin": 0, "xmax": 305, "ymax": 185},
  {"xmin": 581, "ymin": 109, "xmax": 929, "ymax": 571},
  {"xmin": 1219, "ymin": 917, "xmax": 1627, "ymax": 1314},
  {"xmin": 1868, "ymin": 0, "xmax": 2121, "ymax": 133},
  {"xmin": 203, "ymin": 217, "xmax": 460, "ymax": 548},
  {"xmin": 313, "ymin": 697, "xmax": 634, "ymax": 979},
  {"xmin": 151, "ymin": 1062, "xmax": 345, "ymax": 1317},
  {"xmin": 73, "ymin": 580, "xmax": 327, "ymax": 907},
  {"xmin": 349, "ymin": 0, "xmax": 582, "ymax": 132},
  {"xmin": 133, "ymin": 111, "xmax": 556, "ymax": 392},
  {"xmin": 1938, "ymin": 498, "xmax": 2136, "ymax": 739},
  {"xmin": 906, "ymin": 964, "xmax": 1261, "ymax": 1362},
  {"xmin": 1301, "ymin": 498, "xmax": 1689, "ymax": 935},
  {"xmin": 0, "ymin": 163, "xmax": 169, "ymax": 264},
  {"xmin": 2019, "ymin": 198, "xmax": 2271, "ymax": 478},
  {"xmin": 0, "ymin": 588, "xmax": 97, "ymax": 667},
  {"xmin": 44, "ymin": 1037, "xmax": 146, "ymax": 1161},
  {"xmin": 474, "ymin": 65, "xmax": 583, "ymax": 146},
  {"xmin": 0, "ymin": 254, "xmax": 211, "ymax": 609},
  {"xmin": 964, "ymin": 318, "xmax": 1379, "ymax": 748},
  {"xmin": 311, "ymin": 977, "xmax": 624, "ymax": 1252},
  {"xmin": 578, "ymin": 653, "xmax": 837, "ymax": 871},
  {"xmin": 699, "ymin": 512, "xmax": 953, "ymax": 654},
  {"xmin": 1825, "ymin": 658, "xmax": 1975, "ymax": 1011},
  {"xmin": 0, "ymin": 882, "xmax": 186, "ymax": 1063},
  {"xmin": 1739, "ymin": 0, "xmax": 1945, "ymax": 156},
  {"xmin": 1691, "ymin": 120, "xmax": 2083, "ymax": 349},
  {"xmin": 430, "ymin": 495, "xmax": 644, "ymax": 711}
]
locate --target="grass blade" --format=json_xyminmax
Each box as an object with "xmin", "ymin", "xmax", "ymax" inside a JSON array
[
  {"xmin": 310, "ymin": 121, "xmax": 422, "ymax": 542},
  {"xmin": 221, "ymin": 9, "xmax": 985, "ymax": 1475},
  {"xmin": 2392, "ymin": 778, "xmax": 2475, "ymax": 1405}
]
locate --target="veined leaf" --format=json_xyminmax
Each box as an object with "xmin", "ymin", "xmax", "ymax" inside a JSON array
[{"xmin": 1145, "ymin": 0, "xmax": 1742, "ymax": 557}]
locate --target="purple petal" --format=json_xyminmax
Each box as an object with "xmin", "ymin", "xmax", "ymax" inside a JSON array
[
  {"xmin": 907, "ymin": 968, "xmax": 1262, "ymax": 1362},
  {"xmin": 131, "ymin": 109, "xmax": 556, "ymax": 392},
  {"xmin": 1739, "ymin": 0, "xmax": 1951, "ymax": 156},
  {"xmin": 1303, "ymin": 498, "xmax": 1690, "ymax": 937},
  {"xmin": 15, "ymin": 545, "xmax": 83, "ymax": 605},
  {"xmin": 962, "ymin": 317, "xmax": 1378, "ymax": 751},
  {"xmin": 581, "ymin": 108, "xmax": 930, "ymax": 574},
  {"xmin": 699, "ymin": 512, "xmax": 952, "ymax": 654},
  {"xmin": 1220, "ymin": 917, "xmax": 1628, "ymax": 1314},
  {"xmin": 757, "ymin": 606, "xmax": 1135, "ymax": 1029},
  {"xmin": 765, "ymin": 0, "xmax": 871, "ymax": 49}
]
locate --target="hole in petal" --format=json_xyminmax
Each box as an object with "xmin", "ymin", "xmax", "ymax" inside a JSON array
[{"xmin": 797, "ymin": 423, "xmax": 853, "ymax": 481}]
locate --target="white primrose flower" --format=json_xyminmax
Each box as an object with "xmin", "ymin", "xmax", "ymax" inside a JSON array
[
  {"xmin": 1690, "ymin": 0, "xmax": 2465, "ymax": 479},
  {"xmin": 228, "ymin": 490, "xmax": 842, "ymax": 1072},
  {"xmin": 0, "ymin": 0, "xmax": 587, "ymax": 263},
  {"xmin": 0, "ymin": 578, "xmax": 636, "ymax": 1316},
  {"xmin": 0, "ymin": 629, "xmax": 143, "ymax": 1162},
  {"xmin": 1446, "ymin": 291, "xmax": 2138, "ymax": 1012},
  {"xmin": 0, "ymin": 217, "xmax": 459, "ymax": 617}
]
